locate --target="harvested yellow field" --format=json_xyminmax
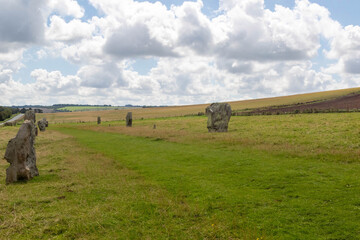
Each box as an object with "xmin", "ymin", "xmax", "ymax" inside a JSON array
[{"xmin": 38, "ymin": 87, "xmax": 360, "ymax": 123}]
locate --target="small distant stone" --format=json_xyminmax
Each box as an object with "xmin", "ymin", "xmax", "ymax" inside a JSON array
[
  {"xmin": 97, "ymin": 116, "xmax": 101, "ymax": 124},
  {"xmin": 43, "ymin": 118, "xmax": 49, "ymax": 127},
  {"xmin": 205, "ymin": 103, "xmax": 232, "ymax": 132},
  {"xmin": 37, "ymin": 119, "xmax": 47, "ymax": 132},
  {"xmin": 153, "ymin": 124, "xmax": 156, "ymax": 129},
  {"xmin": 126, "ymin": 112, "xmax": 132, "ymax": 127}
]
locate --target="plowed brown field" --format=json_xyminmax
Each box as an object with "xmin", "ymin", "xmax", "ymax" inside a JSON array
[{"xmin": 245, "ymin": 92, "xmax": 360, "ymax": 114}]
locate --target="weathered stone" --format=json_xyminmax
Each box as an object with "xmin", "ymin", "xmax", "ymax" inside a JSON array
[
  {"xmin": 24, "ymin": 110, "xmax": 38, "ymax": 136},
  {"xmin": 153, "ymin": 124, "xmax": 156, "ymax": 129},
  {"xmin": 4, "ymin": 120, "xmax": 39, "ymax": 184},
  {"xmin": 37, "ymin": 119, "xmax": 46, "ymax": 132},
  {"xmin": 205, "ymin": 103, "xmax": 232, "ymax": 132},
  {"xmin": 43, "ymin": 118, "xmax": 49, "ymax": 127},
  {"xmin": 97, "ymin": 116, "xmax": 101, "ymax": 124},
  {"xmin": 4, "ymin": 121, "xmax": 16, "ymax": 126},
  {"xmin": 24, "ymin": 110, "xmax": 36, "ymax": 123},
  {"xmin": 126, "ymin": 112, "xmax": 132, "ymax": 127}
]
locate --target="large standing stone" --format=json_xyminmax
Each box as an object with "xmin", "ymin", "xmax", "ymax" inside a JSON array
[
  {"xmin": 205, "ymin": 103, "xmax": 232, "ymax": 132},
  {"xmin": 126, "ymin": 112, "xmax": 132, "ymax": 127},
  {"xmin": 4, "ymin": 120, "xmax": 39, "ymax": 184},
  {"xmin": 37, "ymin": 119, "xmax": 46, "ymax": 132},
  {"xmin": 97, "ymin": 116, "xmax": 101, "ymax": 125},
  {"xmin": 24, "ymin": 110, "xmax": 36, "ymax": 123}
]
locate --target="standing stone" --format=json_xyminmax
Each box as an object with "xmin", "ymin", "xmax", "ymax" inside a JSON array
[
  {"xmin": 97, "ymin": 116, "xmax": 101, "ymax": 124},
  {"xmin": 126, "ymin": 112, "xmax": 132, "ymax": 127},
  {"xmin": 205, "ymin": 103, "xmax": 232, "ymax": 132},
  {"xmin": 4, "ymin": 122, "xmax": 16, "ymax": 127},
  {"xmin": 43, "ymin": 118, "xmax": 49, "ymax": 127},
  {"xmin": 24, "ymin": 110, "xmax": 36, "ymax": 123},
  {"xmin": 4, "ymin": 120, "xmax": 39, "ymax": 184},
  {"xmin": 37, "ymin": 119, "xmax": 46, "ymax": 132},
  {"xmin": 153, "ymin": 124, "xmax": 156, "ymax": 129}
]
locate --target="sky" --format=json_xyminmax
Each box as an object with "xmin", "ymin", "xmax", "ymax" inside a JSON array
[{"xmin": 1, "ymin": 0, "xmax": 360, "ymax": 106}]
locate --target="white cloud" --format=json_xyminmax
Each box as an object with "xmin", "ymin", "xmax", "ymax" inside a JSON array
[
  {"xmin": 0, "ymin": 49, "xmax": 24, "ymax": 71},
  {"xmin": 104, "ymin": 22, "xmax": 177, "ymax": 58},
  {"xmin": 175, "ymin": 1, "xmax": 214, "ymax": 55},
  {"xmin": 325, "ymin": 25, "xmax": 360, "ymax": 75},
  {"xmin": 0, "ymin": 0, "xmax": 46, "ymax": 53},
  {"xmin": 211, "ymin": 0, "xmax": 335, "ymax": 62},
  {"xmin": 46, "ymin": 15, "xmax": 94, "ymax": 42},
  {"xmin": 78, "ymin": 63, "xmax": 126, "ymax": 88},
  {"xmin": 220, "ymin": 0, "xmax": 264, "ymax": 17},
  {"xmin": 48, "ymin": 0, "xmax": 84, "ymax": 18},
  {"xmin": 61, "ymin": 36, "xmax": 106, "ymax": 65},
  {"xmin": 31, "ymin": 69, "xmax": 81, "ymax": 95},
  {"xmin": 1, "ymin": 0, "xmax": 360, "ymax": 106},
  {"xmin": 0, "ymin": 69, "xmax": 12, "ymax": 84}
]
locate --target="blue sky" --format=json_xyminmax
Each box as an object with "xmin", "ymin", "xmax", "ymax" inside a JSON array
[{"xmin": 1, "ymin": 0, "xmax": 360, "ymax": 106}]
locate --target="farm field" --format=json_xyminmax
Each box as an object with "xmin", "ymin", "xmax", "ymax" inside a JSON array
[
  {"xmin": 57, "ymin": 106, "xmax": 131, "ymax": 112},
  {"xmin": 38, "ymin": 87, "xmax": 360, "ymax": 123},
  {"xmin": 242, "ymin": 91, "xmax": 360, "ymax": 115},
  {"xmin": 1, "ymin": 109, "xmax": 360, "ymax": 239}
]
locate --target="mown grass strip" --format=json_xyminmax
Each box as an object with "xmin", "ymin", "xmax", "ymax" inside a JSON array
[
  {"xmin": 58, "ymin": 127, "xmax": 360, "ymax": 239},
  {"xmin": 2, "ymin": 129, "xmax": 245, "ymax": 239}
]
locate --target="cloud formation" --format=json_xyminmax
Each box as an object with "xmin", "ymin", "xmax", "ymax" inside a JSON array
[
  {"xmin": 1, "ymin": 0, "xmax": 360, "ymax": 106},
  {"xmin": 0, "ymin": 0, "xmax": 46, "ymax": 50},
  {"xmin": 104, "ymin": 23, "xmax": 177, "ymax": 58}
]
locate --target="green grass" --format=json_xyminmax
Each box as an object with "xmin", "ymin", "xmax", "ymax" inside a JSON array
[
  {"xmin": 77, "ymin": 113, "xmax": 360, "ymax": 163},
  {"xmin": 54, "ymin": 125, "xmax": 360, "ymax": 239},
  {"xmin": 1, "ymin": 130, "xmax": 225, "ymax": 239},
  {"xmin": 2, "ymin": 113, "xmax": 360, "ymax": 239}
]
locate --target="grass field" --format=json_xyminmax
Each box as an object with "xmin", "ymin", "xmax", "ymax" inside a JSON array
[
  {"xmin": 39, "ymin": 87, "xmax": 360, "ymax": 123},
  {"xmin": 57, "ymin": 106, "xmax": 131, "ymax": 112},
  {"xmin": 1, "ymin": 109, "xmax": 360, "ymax": 239}
]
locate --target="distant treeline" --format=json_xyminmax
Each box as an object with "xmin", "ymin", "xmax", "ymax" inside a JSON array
[
  {"xmin": 0, "ymin": 107, "xmax": 19, "ymax": 121},
  {"xmin": 53, "ymin": 104, "xmax": 112, "ymax": 108},
  {"xmin": 13, "ymin": 105, "xmax": 51, "ymax": 109},
  {"xmin": 11, "ymin": 104, "xmax": 167, "ymax": 110},
  {"xmin": 125, "ymin": 104, "xmax": 168, "ymax": 108}
]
